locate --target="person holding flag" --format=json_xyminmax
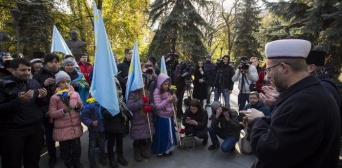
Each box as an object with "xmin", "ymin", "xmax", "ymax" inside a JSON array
[{"xmin": 126, "ymin": 42, "xmax": 155, "ymax": 162}]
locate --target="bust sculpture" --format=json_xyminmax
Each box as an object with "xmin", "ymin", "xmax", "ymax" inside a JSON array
[
  {"xmin": 0, "ymin": 32, "xmax": 11, "ymax": 52},
  {"xmin": 65, "ymin": 30, "xmax": 86, "ymax": 60}
]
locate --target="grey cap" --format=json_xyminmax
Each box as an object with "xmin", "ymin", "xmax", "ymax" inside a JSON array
[{"xmin": 211, "ymin": 101, "xmax": 222, "ymax": 112}]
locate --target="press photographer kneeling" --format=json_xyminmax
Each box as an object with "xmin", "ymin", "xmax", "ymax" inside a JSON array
[
  {"xmin": 182, "ymin": 99, "xmax": 209, "ymax": 145},
  {"xmin": 207, "ymin": 102, "xmax": 241, "ymax": 152}
]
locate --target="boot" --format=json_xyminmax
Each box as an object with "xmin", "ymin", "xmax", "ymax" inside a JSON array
[
  {"xmin": 108, "ymin": 159, "xmax": 119, "ymax": 168},
  {"xmin": 140, "ymin": 144, "xmax": 152, "ymax": 159},
  {"xmin": 134, "ymin": 146, "xmax": 143, "ymax": 162},
  {"xmin": 117, "ymin": 155, "xmax": 128, "ymax": 166}
]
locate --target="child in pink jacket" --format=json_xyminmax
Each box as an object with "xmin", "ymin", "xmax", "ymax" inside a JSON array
[
  {"xmin": 151, "ymin": 74, "xmax": 178, "ymax": 156},
  {"xmin": 49, "ymin": 71, "xmax": 83, "ymax": 168}
]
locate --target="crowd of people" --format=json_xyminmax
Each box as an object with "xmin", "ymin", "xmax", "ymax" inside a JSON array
[{"xmin": 0, "ymin": 38, "xmax": 341, "ymax": 168}]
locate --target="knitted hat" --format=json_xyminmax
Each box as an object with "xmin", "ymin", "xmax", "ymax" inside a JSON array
[
  {"xmin": 62, "ymin": 59, "xmax": 74, "ymax": 68},
  {"xmin": 306, "ymin": 50, "xmax": 326, "ymax": 66},
  {"xmin": 44, "ymin": 53, "xmax": 59, "ymax": 64},
  {"xmin": 55, "ymin": 71, "xmax": 71, "ymax": 85},
  {"xmin": 206, "ymin": 55, "xmax": 211, "ymax": 59},
  {"xmin": 265, "ymin": 39, "xmax": 311, "ymax": 59},
  {"xmin": 211, "ymin": 101, "xmax": 222, "ymax": 112},
  {"xmin": 30, "ymin": 58, "xmax": 43, "ymax": 65}
]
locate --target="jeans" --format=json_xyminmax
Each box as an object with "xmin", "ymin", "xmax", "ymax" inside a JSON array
[
  {"xmin": 208, "ymin": 126, "xmax": 238, "ymax": 152},
  {"xmin": 214, "ymin": 88, "xmax": 230, "ymax": 107},
  {"xmin": 88, "ymin": 131, "xmax": 106, "ymax": 162},
  {"xmin": 238, "ymin": 93, "xmax": 250, "ymax": 110},
  {"xmin": 0, "ymin": 124, "xmax": 43, "ymax": 168},
  {"xmin": 206, "ymin": 86, "xmax": 213, "ymax": 105}
]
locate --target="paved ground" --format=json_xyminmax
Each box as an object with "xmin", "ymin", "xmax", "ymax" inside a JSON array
[{"xmin": 38, "ymin": 83, "xmax": 255, "ymax": 168}]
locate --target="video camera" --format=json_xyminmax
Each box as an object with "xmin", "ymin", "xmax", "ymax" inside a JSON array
[
  {"xmin": 180, "ymin": 61, "xmax": 194, "ymax": 85},
  {"xmin": 238, "ymin": 60, "xmax": 249, "ymax": 71},
  {"xmin": 216, "ymin": 59, "xmax": 224, "ymax": 68},
  {"xmin": 144, "ymin": 63, "xmax": 153, "ymax": 74}
]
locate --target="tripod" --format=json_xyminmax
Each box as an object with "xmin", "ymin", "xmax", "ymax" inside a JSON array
[{"xmin": 211, "ymin": 68, "xmax": 225, "ymax": 107}]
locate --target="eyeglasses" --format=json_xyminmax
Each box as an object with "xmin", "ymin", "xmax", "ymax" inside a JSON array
[{"xmin": 265, "ymin": 63, "xmax": 281, "ymax": 73}]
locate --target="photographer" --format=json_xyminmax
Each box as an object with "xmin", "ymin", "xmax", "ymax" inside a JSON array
[
  {"xmin": 147, "ymin": 56, "xmax": 160, "ymax": 75},
  {"xmin": 174, "ymin": 60, "xmax": 193, "ymax": 119},
  {"xmin": 165, "ymin": 51, "xmax": 179, "ymax": 85},
  {"xmin": 182, "ymin": 99, "xmax": 209, "ymax": 145},
  {"xmin": 142, "ymin": 62, "xmax": 157, "ymax": 99},
  {"xmin": 0, "ymin": 58, "xmax": 48, "ymax": 168},
  {"xmin": 207, "ymin": 102, "xmax": 241, "ymax": 152},
  {"xmin": 213, "ymin": 55, "xmax": 235, "ymax": 107},
  {"xmin": 232, "ymin": 56, "xmax": 258, "ymax": 111}
]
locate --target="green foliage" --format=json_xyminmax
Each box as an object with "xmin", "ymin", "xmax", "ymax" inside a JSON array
[
  {"xmin": 261, "ymin": 0, "xmax": 342, "ymax": 71},
  {"xmin": 0, "ymin": 0, "xmax": 150, "ymax": 62},
  {"xmin": 232, "ymin": 0, "xmax": 261, "ymax": 62},
  {"xmin": 147, "ymin": 0, "xmax": 211, "ymax": 61}
]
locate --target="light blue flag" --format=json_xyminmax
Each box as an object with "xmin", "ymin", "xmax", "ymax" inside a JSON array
[
  {"xmin": 91, "ymin": 5, "xmax": 119, "ymax": 116},
  {"xmin": 125, "ymin": 42, "xmax": 144, "ymax": 104},
  {"xmin": 51, "ymin": 25, "xmax": 72, "ymax": 55},
  {"xmin": 93, "ymin": 1, "xmax": 99, "ymax": 47},
  {"xmin": 51, "ymin": 25, "xmax": 78, "ymax": 68},
  {"xmin": 160, "ymin": 55, "xmax": 168, "ymax": 76}
]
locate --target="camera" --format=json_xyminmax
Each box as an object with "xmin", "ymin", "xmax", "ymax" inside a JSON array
[
  {"xmin": 216, "ymin": 59, "xmax": 224, "ymax": 68},
  {"xmin": 238, "ymin": 60, "xmax": 249, "ymax": 70},
  {"xmin": 144, "ymin": 64, "xmax": 153, "ymax": 74}
]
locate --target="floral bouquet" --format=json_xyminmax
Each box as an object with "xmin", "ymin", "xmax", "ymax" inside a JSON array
[
  {"xmin": 170, "ymin": 85, "xmax": 177, "ymax": 95},
  {"xmin": 84, "ymin": 97, "xmax": 96, "ymax": 110},
  {"xmin": 56, "ymin": 89, "xmax": 71, "ymax": 107}
]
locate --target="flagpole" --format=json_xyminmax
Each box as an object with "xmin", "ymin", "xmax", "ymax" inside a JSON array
[
  {"xmin": 172, "ymin": 103, "xmax": 182, "ymax": 147},
  {"xmin": 142, "ymin": 87, "xmax": 153, "ymax": 142}
]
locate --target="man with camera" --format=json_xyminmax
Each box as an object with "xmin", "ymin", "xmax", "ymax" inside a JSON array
[
  {"xmin": 142, "ymin": 62, "xmax": 157, "ymax": 99},
  {"xmin": 0, "ymin": 58, "xmax": 48, "ymax": 168},
  {"xmin": 147, "ymin": 56, "xmax": 160, "ymax": 76},
  {"xmin": 174, "ymin": 60, "xmax": 194, "ymax": 119},
  {"xmin": 165, "ymin": 51, "xmax": 179, "ymax": 85},
  {"xmin": 232, "ymin": 56, "xmax": 258, "ymax": 111},
  {"xmin": 213, "ymin": 55, "xmax": 235, "ymax": 107},
  {"xmin": 207, "ymin": 101, "xmax": 241, "ymax": 152}
]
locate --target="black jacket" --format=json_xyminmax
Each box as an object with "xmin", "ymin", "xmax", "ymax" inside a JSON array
[
  {"xmin": 117, "ymin": 58, "xmax": 130, "ymax": 97},
  {"xmin": 250, "ymin": 75, "xmax": 341, "ymax": 168},
  {"xmin": 192, "ymin": 67, "xmax": 207, "ymax": 100},
  {"xmin": 32, "ymin": 67, "xmax": 59, "ymax": 115},
  {"xmin": 214, "ymin": 64, "xmax": 235, "ymax": 90},
  {"xmin": 203, "ymin": 61, "xmax": 216, "ymax": 86},
  {"xmin": 0, "ymin": 75, "xmax": 46, "ymax": 133},
  {"xmin": 182, "ymin": 108, "xmax": 208, "ymax": 130},
  {"xmin": 102, "ymin": 108, "xmax": 125, "ymax": 134}
]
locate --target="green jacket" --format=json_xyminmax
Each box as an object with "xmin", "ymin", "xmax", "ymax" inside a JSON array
[{"xmin": 211, "ymin": 109, "xmax": 241, "ymax": 138}]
